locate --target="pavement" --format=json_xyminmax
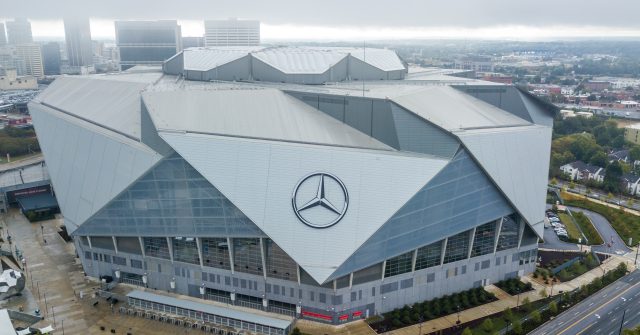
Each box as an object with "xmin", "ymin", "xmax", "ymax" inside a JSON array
[
  {"xmin": 530, "ymin": 269, "xmax": 640, "ymax": 335},
  {"xmin": 0, "ymin": 154, "xmax": 43, "ymax": 172},
  {"xmin": 570, "ymin": 206, "xmax": 632, "ymax": 255}
]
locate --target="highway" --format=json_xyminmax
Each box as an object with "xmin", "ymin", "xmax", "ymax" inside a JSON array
[{"xmin": 530, "ymin": 270, "xmax": 640, "ymax": 335}]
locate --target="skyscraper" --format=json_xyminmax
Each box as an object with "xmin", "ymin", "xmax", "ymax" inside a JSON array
[
  {"xmin": 0, "ymin": 23, "xmax": 7, "ymax": 46},
  {"xmin": 15, "ymin": 44, "xmax": 43, "ymax": 78},
  {"xmin": 64, "ymin": 18, "xmax": 93, "ymax": 67},
  {"xmin": 204, "ymin": 19, "xmax": 260, "ymax": 47},
  {"xmin": 115, "ymin": 20, "xmax": 182, "ymax": 70},
  {"xmin": 6, "ymin": 18, "xmax": 33, "ymax": 45},
  {"xmin": 42, "ymin": 42, "xmax": 61, "ymax": 75}
]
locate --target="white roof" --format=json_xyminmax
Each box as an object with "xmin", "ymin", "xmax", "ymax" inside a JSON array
[
  {"xmin": 348, "ymin": 48, "xmax": 406, "ymax": 71},
  {"xmin": 0, "ymin": 309, "xmax": 16, "ymax": 335},
  {"xmin": 0, "ymin": 270, "xmax": 21, "ymax": 293},
  {"xmin": 143, "ymin": 87, "xmax": 393, "ymax": 151},
  {"xmin": 252, "ymin": 47, "xmax": 348, "ymax": 74},
  {"xmin": 183, "ymin": 47, "xmax": 264, "ymax": 71}
]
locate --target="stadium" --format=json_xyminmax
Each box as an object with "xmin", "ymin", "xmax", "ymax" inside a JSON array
[{"xmin": 29, "ymin": 46, "xmax": 554, "ymax": 328}]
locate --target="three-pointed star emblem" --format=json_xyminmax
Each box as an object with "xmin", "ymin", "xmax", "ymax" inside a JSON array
[{"xmin": 292, "ymin": 172, "xmax": 348, "ymax": 228}]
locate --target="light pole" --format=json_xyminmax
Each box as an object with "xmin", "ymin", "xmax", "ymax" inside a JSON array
[
  {"xmin": 515, "ymin": 288, "xmax": 521, "ymax": 310},
  {"xmin": 635, "ymin": 242, "xmax": 639, "ymax": 266},
  {"xmin": 618, "ymin": 309, "xmax": 626, "ymax": 335},
  {"xmin": 456, "ymin": 305, "xmax": 461, "ymax": 328}
]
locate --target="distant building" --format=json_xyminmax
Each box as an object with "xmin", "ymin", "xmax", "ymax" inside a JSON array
[
  {"xmin": 204, "ymin": 19, "xmax": 260, "ymax": 47},
  {"xmin": 624, "ymin": 123, "xmax": 640, "ymax": 145},
  {"xmin": 115, "ymin": 20, "xmax": 182, "ymax": 70},
  {"xmin": 608, "ymin": 149, "xmax": 629, "ymax": 163},
  {"xmin": 0, "ymin": 46, "xmax": 26, "ymax": 75},
  {"xmin": 64, "ymin": 17, "xmax": 94, "ymax": 67},
  {"xmin": 621, "ymin": 173, "xmax": 640, "ymax": 196},
  {"xmin": 560, "ymin": 161, "xmax": 604, "ymax": 183},
  {"xmin": 584, "ymin": 81, "xmax": 610, "ymax": 92},
  {"xmin": 0, "ymin": 67, "xmax": 37, "ymax": 90},
  {"xmin": 0, "ymin": 23, "xmax": 6, "ymax": 46},
  {"xmin": 182, "ymin": 36, "xmax": 204, "ymax": 48},
  {"xmin": 42, "ymin": 42, "xmax": 61, "ymax": 75},
  {"xmin": 454, "ymin": 56, "xmax": 494, "ymax": 72},
  {"xmin": 6, "ymin": 18, "xmax": 33, "ymax": 45},
  {"xmin": 14, "ymin": 44, "xmax": 43, "ymax": 78}
]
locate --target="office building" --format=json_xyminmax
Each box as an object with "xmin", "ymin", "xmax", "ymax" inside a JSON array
[
  {"xmin": 30, "ymin": 47, "xmax": 554, "ymax": 327},
  {"xmin": 6, "ymin": 18, "xmax": 33, "ymax": 45},
  {"xmin": 64, "ymin": 18, "xmax": 94, "ymax": 67},
  {"xmin": 182, "ymin": 36, "xmax": 204, "ymax": 49},
  {"xmin": 115, "ymin": 20, "xmax": 182, "ymax": 70},
  {"xmin": 0, "ymin": 23, "xmax": 6, "ymax": 46},
  {"xmin": 204, "ymin": 19, "xmax": 260, "ymax": 47},
  {"xmin": 14, "ymin": 44, "xmax": 43, "ymax": 78},
  {"xmin": 42, "ymin": 42, "xmax": 61, "ymax": 75}
]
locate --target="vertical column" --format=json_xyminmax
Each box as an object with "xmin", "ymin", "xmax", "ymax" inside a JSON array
[
  {"xmin": 227, "ymin": 237, "xmax": 235, "ymax": 274},
  {"xmin": 259, "ymin": 238, "xmax": 267, "ymax": 279},
  {"xmin": 87, "ymin": 236, "xmax": 93, "ymax": 249},
  {"xmin": 167, "ymin": 237, "xmax": 174, "ymax": 262},
  {"xmin": 296, "ymin": 265, "xmax": 301, "ymax": 286},
  {"xmin": 467, "ymin": 227, "xmax": 476, "ymax": 259},
  {"xmin": 493, "ymin": 218, "xmax": 503, "ymax": 254},
  {"xmin": 349, "ymin": 272, "xmax": 353, "ymax": 289},
  {"xmin": 440, "ymin": 237, "xmax": 448, "ymax": 266},
  {"xmin": 411, "ymin": 249, "xmax": 418, "ymax": 272},
  {"xmin": 517, "ymin": 219, "xmax": 525, "ymax": 249},
  {"xmin": 196, "ymin": 238, "xmax": 204, "ymax": 268},
  {"xmin": 380, "ymin": 260, "xmax": 387, "ymax": 280},
  {"xmin": 112, "ymin": 236, "xmax": 119, "ymax": 254},
  {"xmin": 138, "ymin": 237, "xmax": 146, "ymax": 258}
]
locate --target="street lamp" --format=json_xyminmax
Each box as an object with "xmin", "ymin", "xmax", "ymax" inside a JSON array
[
  {"xmin": 142, "ymin": 273, "xmax": 148, "ymax": 288},
  {"xmin": 456, "ymin": 305, "xmax": 461, "ymax": 327},
  {"xmin": 170, "ymin": 277, "xmax": 176, "ymax": 291},
  {"xmin": 515, "ymin": 288, "xmax": 521, "ymax": 310}
]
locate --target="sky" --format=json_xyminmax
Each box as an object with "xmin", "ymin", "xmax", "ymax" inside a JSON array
[{"xmin": 3, "ymin": 0, "xmax": 640, "ymax": 41}]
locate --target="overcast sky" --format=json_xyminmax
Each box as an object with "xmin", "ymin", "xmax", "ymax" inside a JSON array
[{"xmin": 3, "ymin": 0, "xmax": 640, "ymax": 41}]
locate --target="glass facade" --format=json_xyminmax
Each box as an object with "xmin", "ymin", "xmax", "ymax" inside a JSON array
[
  {"xmin": 497, "ymin": 215, "xmax": 520, "ymax": 251},
  {"xmin": 471, "ymin": 221, "xmax": 497, "ymax": 257},
  {"xmin": 143, "ymin": 237, "xmax": 170, "ymax": 260},
  {"xmin": 443, "ymin": 230, "xmax": 470, "ymax": 264},
  {"xmin": 119, "ymin": 47, "xmax": 179, "ymax": 63},
  {"xmin": 415, "ymin": 241, "xmax": 442, "ymax": 270},
  {"xmin": 384, "ymin": 251, "xmax": 413, "ymax": 278},
  {"xmin": 201, "ymin": 238, "xmax": 231, "ymax": 270},
  {"xmin": 118, "ymin": 29, "xmax": 177, "ymax": 44},
  {"xmin": 233, "ymin": 238, "xmax": 263, "ymax": 276},
  {"xmin": 172, "ymin": 237, "xmax": 200, "ymax": 265},
  {"xmin": 76, "ymin": 154, "xmax": 265, "ymax": 237},
  {"xmin": 521, "ymin": 225, "xmax": 539, "ymax": 246},
  {"xmin": 117, "ymin": 237, "xmax": 142, "ymax": 255},
  {"xmin": 264, "ymin": 239, "xmax": 298, "ymax": 282}
]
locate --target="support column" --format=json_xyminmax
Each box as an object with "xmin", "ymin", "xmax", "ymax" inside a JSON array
[
  {"xmin": 259, "ymin": 238, "xmax": 268, "ymax": 279},
  {"xmin": 467, "ymin": 227, "xmax": 476, "ymax": 259},
  {"xmin": 227, "ymin": 237, "xmax": 235, "ymax": 274},
  {"xmin": 296, "ymin": 266, "xmax": 301, "ymax": 286},
  {"xmin": 87, "ymin": 236, "xmax": 93, "ymax": 249},
  {"xmin": 411, "ymin": 249, "xmax": 418, "ymax": 272},
  {"xmin": 440, "ymin": 237, "xmax": 448, "ymax": 266},
  {"xmin": 138, "ymin": 237, "xmax": 146, "ymax": 258},
  {"xmin": 381, "ymin": 260, "xmax": 387, "ymax": 280},
  {"xmin": 493, "ymin": 218, "xmax": 503, "ymax": 254},
  {"xmin": 167, "ymin": 237, "xmax": 174, "ymax": 262},
  {"xmin": 112, "ymin": 236, "xmax": 119, "ymax": 254},
  {"xmin": 517, "ymin": 219, "xmax": 525, "ymax": 250},
  {"xmin": 196, "ymin": 238, "xmax": 204, "ymax": 268},
  {"xmin": 349, "ymin": 272, "xmax": 353, "ymax": 289}
]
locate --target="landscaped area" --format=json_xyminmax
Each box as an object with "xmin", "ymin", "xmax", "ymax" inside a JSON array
[
  {"xmin": 368, "ymin": 287, "xmax": 496, "ymax": 333},
  {"xmin": 0, "ymin": 127, "xmax": 40, "ymax": 164},
  {"xmin": 557, "ymin": 212, "xmax": 582, "ymax": 242},
  {"xmin": 534, "ymin": 252, "xmax": 600, "ymax": 283},
  {"xmin": 494, "ymin": 278, "xmax": 533, "ymax": 296},
  {"xmin": 572, "ymin": 211, "xmax": 604, "ymax": 244},
  {"xmin": 561, "ymin": 191, "xmax": 640, "ymax": 246}
]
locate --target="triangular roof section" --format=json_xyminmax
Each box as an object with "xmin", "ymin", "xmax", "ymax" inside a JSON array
[
  {"xmin": 456, "ymin": 125, "xmax": 552, "ymax": 237},
  {"xmin": 160, "ymin": 131, "xmax": 449, "ymax": 283}
]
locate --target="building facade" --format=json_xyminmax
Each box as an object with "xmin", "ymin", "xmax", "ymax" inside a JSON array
[
  {"xmin": 0, "ymin": 23, "xmax": 6, "ymax": 46},
  {"xmin": 204, "ymin": 19, "xmax": 260, "ymax": 47},
  {"xmin": 64, "ymin": 18, "xmax": 94, "ymax": 67},
  {"xmin": 42, "ymin": 42, "xmax": 61, "ymax": 75},
  {"xmin": 115, "ymin": 20, "xmax": 182, "ymax": 70},
  {"xmin": 30, "ymin": 47, "xmax": 554, "ymax": 326},
  {"xmin": 14, "ymin": 44, "xmax": 43, "ymax": 78},
  {"xmin": 6, "ymin": 18, "xmax": 33, "ymax": 45}
]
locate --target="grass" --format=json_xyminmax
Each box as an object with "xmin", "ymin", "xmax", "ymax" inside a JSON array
[
  {"xmin": 466, "ymin": 300, "xmax": 548, "ymax": 334},
  {"xmin": 0, "ymin": 151, "xmax": 41, "ymax": 164},
  {"xmin": 562, "ymin": 191, "xmax": 640, "ymax": 246},
  {"xmin": 558, "ymin": 213, "xmax": 582, "ymax": 241},
  {"xmin": 572, "ymin": 211, "xmax": 604, "ymax": 245}
]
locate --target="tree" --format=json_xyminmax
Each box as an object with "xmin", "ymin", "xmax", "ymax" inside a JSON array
[
  {"xmin": 531, "ymin": 310, "xmax": 542, "ymax": 323},
  {"xmin": 549, "ymin": 301, "xmax": 558, "ymax": 314},
  {"xmin": 482, "ymin": 318, "xmax": 494, "ymax": 333},
  {"xmin": 604, "ymin": 161, "xmax": 623, "ymax": 193},
  {"xmin": 462, "ymin": 328, "xmax": 473, "ymax": 335},
  {"xmin": 539, "ymin": 288, "xmax": 548, "ymax": 298},
  {"xmin": 550, "ymin": 177, "xmax": 558, "ymax": 186},
  {"xmin": 503, "ymin": 307, "xmax": 514, "ymax": 321},
  {"xmin": 522, "ymin": 297, "xmax": 532, "ymax": 312},
  {"xmin": 512, "ymin": 320, "xmax": 524, "ymax": 335},
  {"xmin": 630, "ymin": 146, "xmax": 640, "ymax": 162},
  {"xmin": 587, "ymin": 94, "xmax": 598, "ymax": 101},
  {"xmin": 589, "ymin": 151, "xmax": 608, "ymax": 167}
]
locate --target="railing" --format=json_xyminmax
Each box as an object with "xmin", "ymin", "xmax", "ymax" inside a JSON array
[
  {"xmin": 205, "ymin": 293, "xmax": 232, "ymax": 305},
  {"xmin": 119, "ymin": 277, "xmax": 144, "ymax": 287},
  {"xmin": 267, "ymin": 306, "xmax": 296, "ymax": 317},
  {"xmin": 235, "ymin": 300, "xmax": 263, "ymax": 310}
]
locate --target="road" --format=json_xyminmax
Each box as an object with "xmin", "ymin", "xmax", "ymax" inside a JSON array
[
  {"xmin": 571, "ymin": 206, "xmax": 633, "ymax": 255},
  {"xmin": 553, "ymin": 180, "xmax": 640, "ymax": 212},
  {"xmin": 530, "ymin": 270, "xmax": 640, "ymax": 335}
]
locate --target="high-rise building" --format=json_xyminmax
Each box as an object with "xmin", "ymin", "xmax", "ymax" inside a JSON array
[
  {"xmin": 42, "ymin": 42, "xmax": 61, "ymax": 75},
  {"xmin": 115, "ymin": 20, "xmax": 182, "ymax": 70},
  {"xmin": 204, "ymin": 19, "xmax": 260, "ymax": 47},
  {"xmin": 64, "ymin": 18, "xmax": 93, "ymax": 67},
  {"xmin": 0, "ymin": 23, "xmax": 7, "ymax": 46},
  {"xmin": 14, "ymin": 44, "xmax": 43, "ymax": 78},
  {"xmin": 30, "ymin": 46, "xmax": 554, "ymax": 326},
  {"xmin": 6, "ymin": 18, "xmax": 33, "ymax": 45},
  {"xmin": 182, "ymin": 36, "xmax": 204, "ymax": 49}
]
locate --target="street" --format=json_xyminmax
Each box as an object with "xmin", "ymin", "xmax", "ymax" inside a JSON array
[{"xmin": 530, "ymin": 270, "xmax": 640, "ymax": 335}]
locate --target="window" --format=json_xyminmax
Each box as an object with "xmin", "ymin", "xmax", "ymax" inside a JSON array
[
  {"xmin": 443, "ymin": 230, "xmax": 471, "ymax": 264},
  {"xmin": 143, "ymin": 237, "xmax": 170, "ymax": 260},
  {"xmin": 384, "ymin": 251, "xmax": 413, "ymax": 278},
  {"xmin": 497, "ymin": 215, "xmax": 519, "ymax": 251},
  {"xmin": 426, "ymin": 273, "xmax": 435, "ymax": 283},
  {"xmin": 264, "ymin": 238, "xmax": 298, "ymax": 282},
  {"xmin": 201, "ymin": 238, "xmax": 230, "ymax": 270},
  {"xmin": 172, "ymin": 237, "xmax": 200, "ymax": 265},
  {"xmin": 471, "ymin": 221, "xmax": 497, "ymax": 257},
  {"xmin": 233, "ymin": 238, "xmax": 263, "ymax": 276},
  {"xmin": 116, "ymin": 237, "xmax": 142, "ymax": 255},
  {"xmin": 113, "ymin": 256, "xmax": 127, "ymax": 266},
  {"xmin": 415, "ymin": 241, "xmax": 442, "ymax": 270}
]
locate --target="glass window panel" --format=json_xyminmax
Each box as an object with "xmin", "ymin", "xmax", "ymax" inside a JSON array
[
  {"xmin": 264, "ymin": 238, "xmax": 298, "ymax": 282},
  {"xmin": 443, "ymin": 230, "xmax": 471, "ymax": 264},
  {"xmin": 384, "ymin": 251, "xmax": 413, "ymax": 278},
  {"xmin": 497, "ymin": 215, "xmax": 520, "ymax": 251},
  {"xmin": 143, "ymin": 237, "xmax": 170, "ymax": 260},
  {"xmin": 172, "ymin": 237, "xmax": 200, "ymax": 265},
  {"xmin": 471, "ymin": 221, "xmax": 497, "ymax": 257},
  {"xmin": 415, "ymin": 240, "xmax": 442, "ymax": 270},
  {"xmin": 233, "ymin": 238, "xmax": 263, "ymax": 276},
  {"xmin": 201, "ymin": 238, "xmax": 231, "ymax": 270}
]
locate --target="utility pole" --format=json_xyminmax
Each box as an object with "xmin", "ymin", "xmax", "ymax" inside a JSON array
[
  {"xmin": 635, "ymin": 242, "xmax": 639, "ymax": 266},
  {"xmin": 618, "ymin": 309, "xmax": 626, "ymax": 335}
]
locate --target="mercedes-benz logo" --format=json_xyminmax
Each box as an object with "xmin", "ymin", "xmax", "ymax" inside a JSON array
[{"xmin": 292, "ymin": 172, "xmax": 348, "ymax": 229}]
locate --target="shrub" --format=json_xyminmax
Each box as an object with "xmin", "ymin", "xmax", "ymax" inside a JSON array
[
  {"xmin": 462, "ymin": 328, "xmax": 473, "ymax": 335},
  {"xmin": 521, "ymin": 297, "xmax": 532, "ymax": 312},
  {"xmin": 539, "ymin": 289, "xmax": 548, "ymax": 298},
  {"xmin": 531, "ymin": 310, "xmax": 542, "ymax": 323},
  {"xmin": 512, "ymin": 320, "xmax": 523, "ymax": 335},
  {"xmin": 503, "ymin": 308, "xmax": 513, "ymax": 321},
  {"xmin": 549, "ymin": 301, "xmax": 558, "ymax": 314},
  {"xmin": 481, "ymin": 318, "xmax": 494, "ymax": 333}
]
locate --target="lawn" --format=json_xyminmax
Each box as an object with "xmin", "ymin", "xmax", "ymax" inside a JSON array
[
  {"xmin": 562, "ymin": 192, "xmax": 640, "ymax": 246},
  {"xmin": 557, "ymin": 213, "xmax": 582, "ymax": 242},
  {"xmin": 572, "ymin": 211, "xmax": 604, "ymax": 245}
]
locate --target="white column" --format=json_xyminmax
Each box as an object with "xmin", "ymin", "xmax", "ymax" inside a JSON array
[
  {"xmin": 381, "ymin": 260, "xmax": 387, "ymax": 280},
  {"xmin": 467, "ymin": 227, "xmax": 476, "ymax": 259},
  {"xmin": 112, "ymin": 236, "xmax": 119, "ymax": 254},
  {"xmin": 517, "ymin": 219, "xmax": 525, "ymax": 249},
  {"xmin": 138, "ymin": 237, "xmax": 146, "ymax": 258},
  {"xmin": 493, "ymin": 218, "xmax": 503, "ymax": 254},
  {"xmin": 259, "ymin": 238, "xmax": 267, "ymax": 279},
  {"xmin": 296, "ymin": 265, "xmax": 301, "ymax": 286},
  {"xmin": 349, "ymin": 272, "xmax": 353, "ymax": 289},
  {"xmin": 411, "ymin": 249, "xmax": 418, "ymax": 272},
  {"xmin": 167, "ymin": 237, "xmax": 174, "ymax": 262},
  {"xmin": 440, "ymin": 237, "xmax": 448, "ymax": 266},
  {"xmin": 87, "ymin": 236, "xmax": 93, "ymax": 249},
  {"xmin": 227, "ymin": 237, "xmax": 235, "ymax": 274},
  {"xmin": 196, "ymin": 238, "xmax": 204, "ymax": 268}
]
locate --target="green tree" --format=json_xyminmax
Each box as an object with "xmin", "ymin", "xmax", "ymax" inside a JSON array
[
  {"xmin": 539, "ymin": 288, "xmax": 548, "ymax": 298},
  {"xmin": 503, "ymin": 307, "xmax": 514, "ymax": 321},
  {"xmin": 512, "ymin": 320, "xmax": 524, "ymax": 334},
  {"xmin": 482, "ymin": 318, "xmax": 494, "ymax": 332},
  {"xmin": 531, "ymin": 310, "xmax": 542, "ymax": 323},
  {"xmin": 549, "ymin": 301, "xmax": 558, "ymax": 314},
  {"xmin": 604, "ymin": 161, "xmax": 623, "ymax": 193},
  {"xmin": 590, "ymin": 151, "xmax": 608, "ymax": 167},
  {"xmin": 630, "ymin": 146, "xmax": 640, "ymax": 162},
  {"xmin": 522, "ymin": 297, "xmax": 532, "ymax": 312},
  {"xmin": 462, "ymin": 328, "xmax": 473, "ymax": 335}
]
